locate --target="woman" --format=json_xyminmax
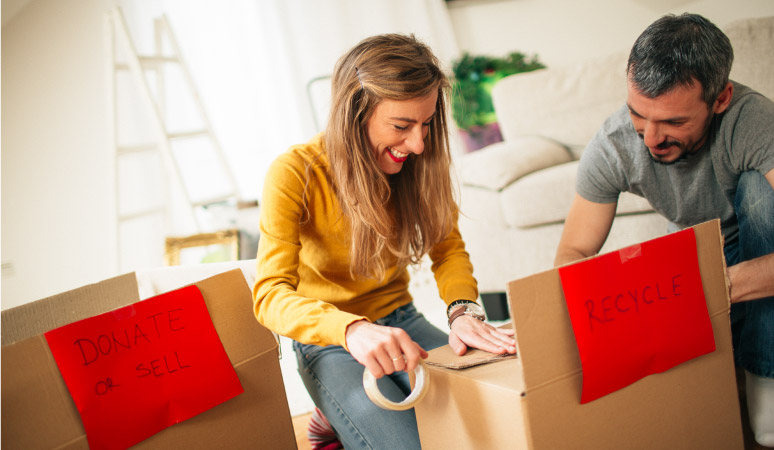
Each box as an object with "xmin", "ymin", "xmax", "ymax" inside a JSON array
[{"xmin": 253, "ymin": 33, "xmax": 516, "ymax": 450}]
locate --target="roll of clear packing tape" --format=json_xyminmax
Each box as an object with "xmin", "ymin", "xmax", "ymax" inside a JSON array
[{"xmin": 362, "ymin": 359, "xmax": 430, "ymax": 410}]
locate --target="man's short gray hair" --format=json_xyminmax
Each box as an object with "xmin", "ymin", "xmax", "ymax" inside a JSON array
[{"xmin": 627, "ymin": 13, "xmax": 733, "ymax": 106}]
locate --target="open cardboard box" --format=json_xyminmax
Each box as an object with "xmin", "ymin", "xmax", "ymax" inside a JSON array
[
  {"xmin": 1, "ymin": 269, "xmax": 297, "ymax": 449},
  {"xmin": 416, "ymin": 219, "xmax": 744, "ymax": 449}
]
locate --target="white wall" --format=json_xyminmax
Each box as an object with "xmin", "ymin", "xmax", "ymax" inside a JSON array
[
  {"xmin": 449, "ymin": 0, "xmax": 774, "ymax": 68},
  {"xmin": 2, "ymin": 0, "xmax": 118, "ymax": 309}
]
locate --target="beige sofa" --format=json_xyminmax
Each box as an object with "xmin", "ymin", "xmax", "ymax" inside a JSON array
[{"xmin": 457, "ymin": 16, "xmax": 774, "ymax": 294}]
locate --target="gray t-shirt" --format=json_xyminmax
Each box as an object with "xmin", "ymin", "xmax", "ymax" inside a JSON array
[{"xmin": 577, "ymin": 82, "xmax": 774, "ymax": 246}]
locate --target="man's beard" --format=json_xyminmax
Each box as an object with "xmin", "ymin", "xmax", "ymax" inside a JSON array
[
  {"xmin": 645, "ymin": 113, "xmax": 715, "ymax": 166},
  {"xmin": 648, "ymin": 140, "xmax": 691, "ymax": 165}
]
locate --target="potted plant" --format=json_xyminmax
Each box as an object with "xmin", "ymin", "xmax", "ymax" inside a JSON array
[{"xmin": 452, "ymin": 52, "xmax": 545, "ymax": 152}]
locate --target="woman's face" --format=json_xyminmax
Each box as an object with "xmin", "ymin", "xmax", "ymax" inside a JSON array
[{"xmin": 366, "ymin": 90, "xmax": 438, "ymax": 174}]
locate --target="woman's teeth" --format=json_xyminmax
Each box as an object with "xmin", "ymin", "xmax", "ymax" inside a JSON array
[{"xmin": 388, "ymin": 147, "xmax": 408, "ymax": 159}]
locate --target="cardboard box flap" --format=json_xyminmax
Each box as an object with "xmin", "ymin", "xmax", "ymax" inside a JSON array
[
  {"xmin": 1, "ymin": 273, "xmax": 139, "ymax": 346},
  {"xmin": 505, "ymin": 268, "xmax": 581, "ymax": 391},
  {"xmin": 423, "ymin": 350, "xmax": 525, "ymax": 390},
  {"xmin": 506, "ymin": 219, "xmax": 730, "ymax": 392},
  {"xmin": 693, "ymin": 220, "xmax": 732, "ymax": 318},
  {"xmin": 426, "ymin": 346, "xmax": 518, "ymax": 369},
  {"xmin": 193, "ymin": 269, "xmax": 277, "ymax": 366}
]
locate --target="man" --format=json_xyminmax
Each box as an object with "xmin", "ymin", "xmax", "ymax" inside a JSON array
[{"xmin": 554, "ymin": 14, "xmax": 774, "ymax": 446}]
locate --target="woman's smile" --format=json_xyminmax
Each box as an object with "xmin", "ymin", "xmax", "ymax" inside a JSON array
[{"xmin": 386, "ymin": 147, "xmax": 409, "ymax": 163}]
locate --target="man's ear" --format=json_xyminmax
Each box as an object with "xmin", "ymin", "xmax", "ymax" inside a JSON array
[{"xmin": 713, "ymin": 82, "xmax": 734, "ymax": 114}]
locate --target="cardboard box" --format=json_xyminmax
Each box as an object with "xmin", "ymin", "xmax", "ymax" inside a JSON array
[
  {"xmin": 1, "ymin": 269, "xmax": 297, "ymax": 449},
  {"xmin": 416, "ymin": 220, "xmax": 744, "ymax": 449}
]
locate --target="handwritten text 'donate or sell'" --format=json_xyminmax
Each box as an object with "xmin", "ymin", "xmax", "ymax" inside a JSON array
[{"xmin": 73, "ymin": 308, "xmax": 191, "ymax": 383}]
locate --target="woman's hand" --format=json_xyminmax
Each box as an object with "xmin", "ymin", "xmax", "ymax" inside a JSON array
[
  {"xmin": 448, "ymin": 315, "xmax": 516, "ymax": 356},
  {"xmin": 345, "ymin": 320, "xmax": 428, "ymax": 378}
]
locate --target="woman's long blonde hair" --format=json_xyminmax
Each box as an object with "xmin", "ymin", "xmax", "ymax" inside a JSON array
[{"xmin": 323, "ymin": 33, "xmax": 456, "ymax": 280}]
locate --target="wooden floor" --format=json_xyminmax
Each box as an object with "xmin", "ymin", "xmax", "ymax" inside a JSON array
[{"xmin": 292, "ymin": 412, "xmax": 313, "ymax": 450}]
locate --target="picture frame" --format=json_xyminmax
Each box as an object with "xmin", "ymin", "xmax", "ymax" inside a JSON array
[{"xmin": 164, "ymin": 229, "xmax": 240, "ymax": 266}]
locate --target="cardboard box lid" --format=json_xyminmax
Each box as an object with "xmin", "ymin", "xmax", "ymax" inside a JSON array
[{"xmin": 1, "ymin": 269, "xmax": 294, "ymax": 449}]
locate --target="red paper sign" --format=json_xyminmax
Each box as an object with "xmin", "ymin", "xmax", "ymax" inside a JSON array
[
  {"xmin": 558, "ymin": 228, "xmax": 715, "ymax": 403},
  {"xmin": 45, "ymin": 285, "xmax": 244, "ymax": 450}
]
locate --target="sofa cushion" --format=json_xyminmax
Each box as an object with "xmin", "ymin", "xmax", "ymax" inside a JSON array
[
  {"xmin": 459, "ymin": 136, "xmax": 572, "ymax": 191},
  {"xmin": 500, "ymin": 161, "xmax": 655, "ymax": 228},
  {"xmin": 491, "ymin": 51, "xmax": 628, "ymax": 157}
]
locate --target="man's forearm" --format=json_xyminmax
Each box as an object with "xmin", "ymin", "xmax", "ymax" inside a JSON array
[
  {"xmin": 727, "ymin": 253, "xmax": 774, "ymax": 303},
  {"xmin": 554, "ymin": 246, "xmax": 594, "ymax": 267},
  {"xmin": 554, "ymin": 195, "xmax": 617, "ymax": 268}
]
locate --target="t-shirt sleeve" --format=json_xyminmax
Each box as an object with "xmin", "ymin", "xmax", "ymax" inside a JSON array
[
  {"xmin": 576, "ymin": 114, "xmax": 630, "ymax": 204},
  {"xmin": 722, "ymin": 91, "xmax": 774, "ymax": 176}
]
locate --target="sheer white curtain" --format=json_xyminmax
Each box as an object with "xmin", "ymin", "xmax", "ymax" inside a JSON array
[{"xmin": 121, "ymin": 0, "xmax": 459, "ymax": 202}]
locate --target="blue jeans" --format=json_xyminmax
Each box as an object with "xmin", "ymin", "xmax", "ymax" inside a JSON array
[
  {"xmin": 727, "ymin": 171, "xmax": 774, "ymax": 378},
  {"xmin": 294, "ymin": 303, "xmax": 449, "ymax": 450}
]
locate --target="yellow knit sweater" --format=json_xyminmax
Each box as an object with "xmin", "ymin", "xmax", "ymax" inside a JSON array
[{"xmin": 252, "ymin": 135, "xmax": 478, "ymax": 349}]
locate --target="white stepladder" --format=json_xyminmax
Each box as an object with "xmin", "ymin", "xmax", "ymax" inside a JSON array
[{"xmin": 105, "ymin": 7, "xmax": 243, "ymax": 271}]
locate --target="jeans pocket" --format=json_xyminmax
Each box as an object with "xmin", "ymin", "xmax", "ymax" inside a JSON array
[
  {"xmin": 294, "ymin": 340, "xmax": 342, "ymax": 371},
  {"xmin": 293, "ymin": 341, "xmax": 317, "ymax": 369}
]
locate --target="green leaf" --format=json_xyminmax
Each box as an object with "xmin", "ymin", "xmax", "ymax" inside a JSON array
[{"xmin": 451, "ymin": 51, "xmax": 545, "ymax": 130}]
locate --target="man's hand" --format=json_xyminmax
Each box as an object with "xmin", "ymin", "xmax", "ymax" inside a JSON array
[
  {"xmin": 448, "ymin": 315, "xmax": 516, "ymax": 356},
  {"xmin": 727, "ymin": 253, "xmax": 774, "ymax": 303},
  {"xmin": 345, "ymin": 320, "xmax": 428, "ymax": 378}
]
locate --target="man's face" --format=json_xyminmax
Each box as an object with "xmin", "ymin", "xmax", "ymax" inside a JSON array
[{"xmin": 626, "ymin": 78, "xmax": 714, "ymax": 164}]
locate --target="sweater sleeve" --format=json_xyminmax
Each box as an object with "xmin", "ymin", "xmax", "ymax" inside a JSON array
[
  {"xmin": 252, "ymin": 151, "xmax": 366, "ymax": 348},
  {"xmin": 428, "ymin": 213, "xmax": 479, "ymax": 308}
]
